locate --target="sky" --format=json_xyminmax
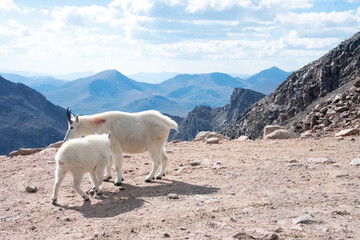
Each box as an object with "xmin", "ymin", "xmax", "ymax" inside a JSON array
[{"xmin": 0, "ymin": 0, "xmax": 359, "ymax": 77}]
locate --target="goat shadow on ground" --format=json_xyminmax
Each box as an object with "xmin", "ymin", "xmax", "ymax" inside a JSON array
[{"xmin": 62, "ymin": 179, "xmax": 219, "ymax": 219}]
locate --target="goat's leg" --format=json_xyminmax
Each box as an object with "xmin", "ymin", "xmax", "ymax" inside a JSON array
[
  {"xmin": 51, "ymin": 166, "xmax": 67, "ymax": 205},
  {"xmin": 71, "ymin": 173, "xmax": 89, "ymax": 201},
  {"xmin": 113, "ymin": 151, "xmax": 124, "ymax": 186},
  {"xmin": 146, "ymin": 148, "xmax": 161, "ymax": 182},
  {"xmin": 88, "ymin": 172, "xmax": 98, "ymax": 196},
  {"xmin": 103, "ymin": 155, "xmax": 112, "ymax": 181},
  {"xmin": 156, "ymin": 147, "xmax": 168, "ymax": 179},
  {"xmin": 94, "ymin": 166, "xmax": 105, "ymax": 195}
]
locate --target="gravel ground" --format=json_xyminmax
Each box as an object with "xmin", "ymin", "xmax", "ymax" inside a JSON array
[{"xmin": 0, "ymin": 137, "xmax": 359, "ymax": 240}]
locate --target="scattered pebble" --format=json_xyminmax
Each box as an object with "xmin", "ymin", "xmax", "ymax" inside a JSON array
[
  {"xmin": 167, "ymin": 193, "xmax": 179, "ymax": 199},
  {"xmin": 292, "ymin": 214, "xmax": 321, "ymax": 224},
  {"xmin": 207, "ymin": 137, "xmax": 220, "ymax": 144},
  {"xmin": 350, "ymin": 158, "xmax": 360, "ymax": 166},
  {"xmin": 190, "ymin": 160, "xmax": 201, "ymax": 166},
  {"xmin": 291, "ymin": 225, "xmax": 303, "ymax": 231},
  {"xmin": 25, "ymin": 186, "xmax": 38, "ymax": 193},
  {"xmin": 308, "ymin": 157, "xmax": 335, "ymax": 164},
  {"xmin": 164, "ymin": 233, "xmax": 170, "ymax": 238}
]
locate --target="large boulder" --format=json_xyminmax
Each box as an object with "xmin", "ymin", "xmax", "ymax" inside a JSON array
[
  {"xmin": 263, "ymin": 125, "xmax": 286, "ymax": 138},
  {"xmin": 194, "ymin": 131, "xmax": 225, "ymax": 142},
  {"xmin": 264, "ymin": 129, "xmax": 300, "ymax": 139}
]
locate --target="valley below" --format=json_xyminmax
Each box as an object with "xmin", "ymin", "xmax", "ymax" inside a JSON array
[{"xmin": 0, "ymin": 137, "xmax": 359, "ymax": 239}]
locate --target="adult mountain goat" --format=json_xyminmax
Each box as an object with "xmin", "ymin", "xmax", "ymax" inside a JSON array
[{"xmin": 64, "ymin": 109, "xmax": 178, "ymax": 186}]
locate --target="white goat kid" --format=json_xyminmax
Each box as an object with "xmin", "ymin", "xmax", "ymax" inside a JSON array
[
  {"xmin": 64, "ymin": 109, "xmax": 178, "ymax": 186},
  {"xmin": 52, "ymin": 133, "xmax": 112, "ymax": 205}
]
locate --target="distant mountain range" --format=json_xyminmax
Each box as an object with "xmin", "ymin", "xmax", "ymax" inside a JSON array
[
  {"xmin": 0, "ymin": 76, "xmax": 67, "ymax": 155},
  {"xmin": 128, "ymin": 72, "xmax": 179, "ymax": 84},
  {"xmin": 0, "ymin": 73, "xmax": 67, "ymax": 92},
  {"xmin": 2, "ymin": 67, "xmax": 290, "ymax": 117}
]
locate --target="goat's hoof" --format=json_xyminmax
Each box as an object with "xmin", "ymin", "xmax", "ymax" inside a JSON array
[
  {"xmin": 89, "ymin": 190, "xmax": 95, "ymax": 196},
  {"xmin": 114, "ymin": 181, "xmax": 122, "ymax": 186},
  {"xmin": 156, "ymin": 176, "xmax": 162, "ymax": 180},
  {"xmin": 51, "ymin": 199, "xmax": 57, "ymax": 205},
  {"xmin": 84, "ymin": 197, "xmax": 90, "ymax": 201},
  {"xmin": 145, "ymin": 179, "xmax": 152, "ymax": 183},
  {"xmin": 96, "ymin": 191, "xmax": 102, "ymax": 196},
  {"xmin": 103, "ymin": 176, "xmax": 112, "ymax": 182}
]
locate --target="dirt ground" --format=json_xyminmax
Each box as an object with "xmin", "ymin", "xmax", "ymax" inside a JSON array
[{"xmin": 0, "ymin": 137, "xmax": 359, "ymax": 240}]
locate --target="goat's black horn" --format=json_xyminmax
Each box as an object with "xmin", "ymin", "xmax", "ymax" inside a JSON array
[{"xmin": 66, "ymin": 107, "xmax": 73, "ymax": 124}]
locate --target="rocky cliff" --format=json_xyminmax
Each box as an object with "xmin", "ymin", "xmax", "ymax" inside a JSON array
[
  {"xmin": 172, "ymin": 88, "xmax": 265, "ymax": 141},
  {"xmin": 224, "ymin": 32, "xmax": 360, "ymax": 139},
  {"xmin": 0, "ymin": 76, "xmax": 67, "ymax": 155}
]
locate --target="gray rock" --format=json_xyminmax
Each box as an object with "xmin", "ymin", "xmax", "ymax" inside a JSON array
[
  {"xmin": 335, "ymin": 128, "xmax": 360, "ymax": 137},
  {"xmin": 350, "ymin": 158, "xmax": 360, "ymax": 166},
  {"xmin": 207, "ymin": 137, "xmax": 220, "ymax": 144},
  {"xmin": 308, "ymin": 157, "xmax": 335, "ymax": 164},
  {"xmin": 263, "ymin": 125, "xmax": 285, "ymax": 138},
  {"xmin": 292, "ymin": 214, "xmax": 321, "ymax": 224},
  {"xmin": 264, "ymin": 129, "xmax": 299, "ymax": 139},
  {"xmin": 167, "ymin": 193, "xmax": 179, "ymax": 199},
  {"xmin": 25, "ymin": 186, "xmax": 38, "ymax": 193},
  {"xmin": 287, "ymin": 163, "xmax": 306, "ymax": 168},
  {"xmin": 233, "ymin": 228, "xmax": 279, "ymax": 240},
  {"xmin": 236, "ymin": 135, "xmax": 249, "ymax": 141},
  {"xmin": 190, "ymin": 160, "xmax": 201, "ymax": 166}
]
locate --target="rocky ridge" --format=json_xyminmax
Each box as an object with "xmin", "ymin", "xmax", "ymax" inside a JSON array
[
  {"xmin": 172, "ymin": 88, "xmax": 265, "ymax": 141},
  {"xmin": 224, "ymin": 32, "xmax": 360, "ymax": 139}
]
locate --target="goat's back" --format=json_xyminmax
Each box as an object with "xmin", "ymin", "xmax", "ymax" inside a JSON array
[{"xmin": 56, "ymin": 134, "xmax": 111, "ymax": 171}]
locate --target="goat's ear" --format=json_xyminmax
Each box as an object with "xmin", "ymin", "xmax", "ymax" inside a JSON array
[{"xmin": 75, "ymin": 114, "xmax": 79, "ymax": 123}]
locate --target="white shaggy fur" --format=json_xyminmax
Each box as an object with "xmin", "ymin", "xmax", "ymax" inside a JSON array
[
  {"xmin": 64, "ymin": 110, "xmax": 178, "ymax": 185},
  {"xmin": 52, "ymin": 133, "xmax": 111, "ymax": 204}
]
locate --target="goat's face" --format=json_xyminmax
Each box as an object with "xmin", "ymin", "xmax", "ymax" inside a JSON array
[{"xmin": 64, "ymin": 108, "xmax": 83, "ymax": 141}]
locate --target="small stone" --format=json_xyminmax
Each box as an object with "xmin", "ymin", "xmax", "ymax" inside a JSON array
[
  {"xmin": 171, "ymin": 140, "xmax": 181, "ymax": 143},
  {"xmin": 332, "ymin": 210, "xmax": 349, "ymax": 216},
  {"xmin": 190, "ymin": 160, "xmax": 201, "ymax": 166},
  {"xmin": 292, "ymin": 214, "xmax": 321, "ymax": 224},
  {"xmin": 180, "ymin": 227, "xmax": 186, "ymax": 230},
  {"xmin": 308, "ymin": 157, "xmax": 335, "ymax": 164},
  {"xmin": 244, "ymin": 228, "xmax": 279, "ymax": 240},
  {"xmin": 164, "ymin": 233, "xmax": 170, "ymax": 238},
  {"xmin": 64, "ymin": 217, "xmax": 71, "ymax": 222},
  {"xmin": 291, "ymin": 225, "xmax": 303, "ymax": 231},
  {"xmin": 25, "ymin": 186, "xmax": 38, "ymax": 193},
  {"xmin": 167, "ymin": 193, "xmax": 179, "ymax": 199},
  {"xmin": 119, "ymin": 187, "xmax": 125, "ymax": 191},
  {"xmin": 237, "ymin": 135, "xmax": 249, "ymax": 141},
  {"xmin": 207, "ymin": 137, "xmax": 220, "ymax": 144},
  {"xmin": 350, "ymin": 158, "xmax": 360, "ymax": 166},
  {"xmin": 287, "ymin": 163, "xmax": 306, "ymax": 168},
  {"xmin": 288, "ymin": 159, "xmax": 298, "ymax": 163}
]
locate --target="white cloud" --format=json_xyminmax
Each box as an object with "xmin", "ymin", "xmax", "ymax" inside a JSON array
[
  {"xmin": 185, "ymin": 0, "xmax": 254, "ymax": 13},
  {"xmin": 0, "ymin": 0, "xmax": 20, "ymax": 12},
  {"xmin": 109, "ymin": 0, "xmax": 154, "ymax": 14},
  {"xmin": 259, "ymin": 0, "xmax": 314, "ymax": 9}
]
